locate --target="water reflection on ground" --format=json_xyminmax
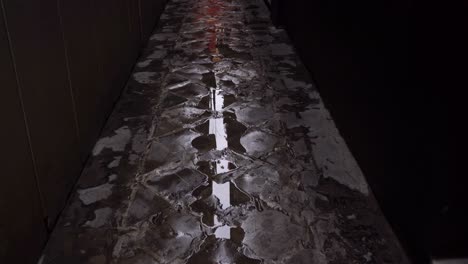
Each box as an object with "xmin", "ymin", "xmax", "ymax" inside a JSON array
[{"xmin": 40, "ymin": 0, "xmax": 409, "ymax": 262}]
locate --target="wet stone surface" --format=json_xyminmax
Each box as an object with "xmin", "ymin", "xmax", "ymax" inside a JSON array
[{"xmin": 41, "ymin": 0, "xmax": 409, "ymax": 263}]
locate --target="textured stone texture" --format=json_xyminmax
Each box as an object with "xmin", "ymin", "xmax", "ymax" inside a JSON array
[{"xmin": 40, "ymin": 0, "xmax": 409, "ymax": 263}]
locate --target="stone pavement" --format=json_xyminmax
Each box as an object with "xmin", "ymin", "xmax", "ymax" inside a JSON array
[{"xmin": 40, "ymin": 0, "xmax": 409, "ymax": 263}]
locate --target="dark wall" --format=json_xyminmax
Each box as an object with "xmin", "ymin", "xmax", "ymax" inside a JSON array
[
  {"xmin": 0, "ymin": 9, "xmax": 47, "ymax": 263},
  {"xmin": 0, "ymin": 0, "xmax": 167, "ymax": 263},
  {"xmin": 417, "ymin": 2, "xmax": 468, "ymax": 260},
  {"xmin": 2, "ymin": 0, "xmax": 83, "ymax": 229},
  {"xmin": 271, "ymin": 0, "xmax": 452, "ymax": 262}
]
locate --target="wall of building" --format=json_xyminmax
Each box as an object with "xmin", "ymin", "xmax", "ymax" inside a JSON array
[{"xmin": 0, "ymin": 0, "xmax": 167, "ymax": 263}]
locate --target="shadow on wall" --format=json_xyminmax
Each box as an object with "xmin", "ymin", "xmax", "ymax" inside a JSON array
[{"xmin": 0, "ymin": 0, "xmax": 167, "ymax": 263}]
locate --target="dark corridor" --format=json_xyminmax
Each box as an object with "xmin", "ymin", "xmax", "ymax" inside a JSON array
[{"xmin": 0, "ymin": 0, "xmax": 465, "ymax": 263}]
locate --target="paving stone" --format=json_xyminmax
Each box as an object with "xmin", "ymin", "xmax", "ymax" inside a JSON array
[{"xmin": 41, "ymin": 0, "xmax": 409, "ymax": 263}]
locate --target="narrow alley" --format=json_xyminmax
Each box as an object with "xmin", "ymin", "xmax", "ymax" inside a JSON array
[{"xmin": 39, "ymin": 0, "xmax": 407, "ymax": 263}]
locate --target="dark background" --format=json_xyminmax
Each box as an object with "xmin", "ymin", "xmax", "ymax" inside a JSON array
[{"xmin": 270, "ymin": 0, "xmax": 468, "ymax": 262}]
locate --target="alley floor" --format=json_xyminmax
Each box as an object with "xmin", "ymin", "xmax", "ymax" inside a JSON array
[{"xmin": 40, "ymin": 0, "xmax": 408, "ymax": 263}]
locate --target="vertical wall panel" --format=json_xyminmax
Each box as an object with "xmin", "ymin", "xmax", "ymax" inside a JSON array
[
  {"xmin": 139, "ymin": 0, "xmax": 166, "ymax": 42},
  {"xmin": 95, "ymin": 0, "xmax": 128, "ymax": 107},
  {"xmin": 59, "ymin": 0, "xmax": 105, "ymax": 161},
  {"xmin": 1, "ymin": 0, "xmax": 168, "ymax": 263},
  {"xmin": 127, "ymin": 0, "xmax": 143, "ymax": 59},
  {"xmin": 0, "ymin": 5, "xmax": 47, "ymax": 263},
  {"xmin": 2, "ymin": 0, "xmax": 82, "ymax": 225},
  {"xmin": 60, "ymin": 0, "xmax": 142, "ymax": 162},
  {"xmin": 116, "ymin": 0, "xmax": 141, "ymax": 86},
  {"xmin": 107, "ymin": 0, "xmax": 132, "ymax": 96},
  {"xmin": 88, "ymin": 0, "xmax": 115, "ymax": 128},
  {"xmin": 94, "ymin": 0, "xmax": 142, "ymax": 111}
]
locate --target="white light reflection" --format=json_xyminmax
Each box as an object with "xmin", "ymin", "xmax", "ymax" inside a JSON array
[
  {"xmin": 214, "ymin": 215, "xmax": 231, "ymax": 239},
  {"xmin": 209, "ymin": 88, "xmax": 228, "ymax": 151},
  {"xmin": 213, "ymin": 181, "xmax": 230, "ymax": 209},
  {"xmin": 208, "ymin": 87, "xmax": 233, "ymax": 239}
]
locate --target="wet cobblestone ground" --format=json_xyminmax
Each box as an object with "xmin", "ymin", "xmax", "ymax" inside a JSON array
[{"xmin": 41, "ymin": 0, "xmax": 409, "ymax": 263}]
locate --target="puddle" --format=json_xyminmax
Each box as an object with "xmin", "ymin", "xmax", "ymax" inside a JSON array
[
  {"xmin": 41, "ymin": 0, "xmax": 407, "ymax": 262},
  {"xmin": 186, "ymin": 236, "xmax": 260, "ymax": 264},
  {"xmin": 133, "ymin": 1, "xmax": 319, "ymax": 262},
  {"xmin": 192, "ymin": 86, "xmax": 246, "ymax": 154},
  {"xmin": 202, "ymin": 72, "xmax": 217, "ymax": 88},
  {"xmin": 170, "ymin": 82, "xmax": 210, "ymax": 98},
  {"xmin": 145, "ymin": 129, "xmax": 200, "ymax": 172},
  {"xmin": 188, "ymin": 30, "xmax": 255, "ymax": 247},
  {"xmin": 240, "ymin": 129, "xmax": 278, "ymax": 157}
]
